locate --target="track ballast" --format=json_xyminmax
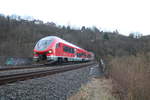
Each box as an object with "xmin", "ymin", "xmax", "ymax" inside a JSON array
[{"xmin": 0, "ymin": 62, "xmax": 96, "ymax": 85}]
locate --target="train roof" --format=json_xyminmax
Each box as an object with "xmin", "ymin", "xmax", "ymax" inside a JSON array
[{"xmin": 40, "ymin": 36, "xmax": 85, "ymax": 50}]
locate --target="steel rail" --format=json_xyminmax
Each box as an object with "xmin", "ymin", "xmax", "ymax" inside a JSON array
[
  {"xmin": 0, "ymin": 62, "xmax": 86, "ymax": 72},
  {"xmin": 0, "ymin": 62, "xmax": 96, "ymax": 85}
]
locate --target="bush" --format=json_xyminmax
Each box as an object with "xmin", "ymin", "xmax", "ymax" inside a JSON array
[{"xmin": 108, "ymin": 53, "xmax": 150, "ymax": 100}]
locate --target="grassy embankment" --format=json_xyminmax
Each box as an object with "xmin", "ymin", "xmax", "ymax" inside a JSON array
[
  {"xmin": 68, "ymin": 78, "xmax": 116, "ymax": 100},
  {"xmin": 108, "ymin": 53, "xmax": 150, "ymax": 100}
]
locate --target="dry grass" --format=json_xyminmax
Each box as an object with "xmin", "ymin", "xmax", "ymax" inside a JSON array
[
  {"xmin": 68, "ymin": 77, "xmax": 117, "ymax": 100},
  {"xmin": 108, "ymin": 53, "xmax": 150, "ymax": 100}
]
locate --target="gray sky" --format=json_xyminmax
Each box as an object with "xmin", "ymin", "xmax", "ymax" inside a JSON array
[{"xmin": 0, "ymin": 0, "xmax": 150, "ymax": 35}]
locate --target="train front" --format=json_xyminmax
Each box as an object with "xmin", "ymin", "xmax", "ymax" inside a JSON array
[{"xmin": 33, "ymin": 36, "xmax": 56, "ymax": 62}]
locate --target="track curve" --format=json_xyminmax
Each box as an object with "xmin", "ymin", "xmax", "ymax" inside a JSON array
[{"xmin": 0, "ymin": 62, "xmax": 96, "ymax": 85}]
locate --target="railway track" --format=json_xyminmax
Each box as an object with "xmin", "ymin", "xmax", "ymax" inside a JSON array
[
  {"xmin": 0, "ymin": 61, "xmax": 85, "ymax": 72},
  {"xmin": 0, "ymin": 64, "xmax": 47, "ymax": 71},
  {"xmin": 0, "ymin": 62, "xmax": 96, "ymax": 85}
]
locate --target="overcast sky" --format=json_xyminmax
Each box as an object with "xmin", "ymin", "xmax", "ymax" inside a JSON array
[{"xmin": 0, "ymin": 0, "xmax": 150, "ymax": 35}]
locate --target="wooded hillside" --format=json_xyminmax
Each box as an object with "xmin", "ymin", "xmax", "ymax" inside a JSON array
[{"xmin": 1, "ymin": 14, "xmax": 150, "ymax": 59}]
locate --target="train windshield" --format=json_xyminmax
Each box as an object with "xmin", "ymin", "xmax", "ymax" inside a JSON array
[{"xmin": 35, "ymin": 39, "xmax": 53, "ymax": 51}]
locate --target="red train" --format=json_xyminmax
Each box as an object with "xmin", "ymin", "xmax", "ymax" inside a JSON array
[{"xmin": 33, "ymin": 36, "xmax": 94, "ymax": 62}]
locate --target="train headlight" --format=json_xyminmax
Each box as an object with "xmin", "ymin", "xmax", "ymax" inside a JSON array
[{"xmin": 48, "ymin": 50, "xmax": 52, "ymax": 53}]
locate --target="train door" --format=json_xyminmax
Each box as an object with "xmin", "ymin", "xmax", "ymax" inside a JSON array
[
  {"xmin": 55, "ymin": 43, "xmax": 61, "ymax": 56},
  {"xmin": 74, "ymin": 48, "xmax": 78, "ymax": 61}
]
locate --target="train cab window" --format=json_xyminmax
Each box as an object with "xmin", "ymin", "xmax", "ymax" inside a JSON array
[{"xmin": 35, "ymin": 39, "xmax": 53, "ymax": 51}]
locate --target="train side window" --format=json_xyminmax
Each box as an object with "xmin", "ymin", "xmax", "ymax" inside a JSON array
[
  {"xmin": 63, "ymin": 46, "xmax": 65, "ymax": 51},
  {"xmin": 63, "ymin": 46, "xmax": 67, "ymax": 52},
  {"xmin": 71, "ymin": 48, "xmax": 75, "ymax": 53},
  {"xmin": 56, "ymin": 43, "xmax": 58, "ymax": 48},
  {"xmin": 69, "ymin": 48, "xmax": 72, "ymax": 53},
  {"xmin": 77, "ymin": 53, "xmax": 80, "ymax": 57},
  {"xmin": 63, "ymin": 46, "xmax": 75, "ymax": 54},
  {"xmin": 56, "ymin": 43, "xmax": 60, "ymax": 48},
  {"xmin": 66, "ymin": 46, "xmax": 69, "ymax": 52},
  {"xmin": 77, "ymin": 53, "xmax": 82, "ymax": 57},
  {"xmin": 69, "ymin": 47, "xmax": 74, "ymax": 53}
]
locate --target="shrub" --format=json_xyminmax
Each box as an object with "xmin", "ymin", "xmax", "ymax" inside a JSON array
[{"xmin": 108, "ymin": 53, "xmax": 150, "ymax": 100}]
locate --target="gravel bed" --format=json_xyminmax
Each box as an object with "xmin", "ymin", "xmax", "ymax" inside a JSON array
[{"xmin": 0, "ymin": 64, "xmax": 101, "ymax": 100}]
